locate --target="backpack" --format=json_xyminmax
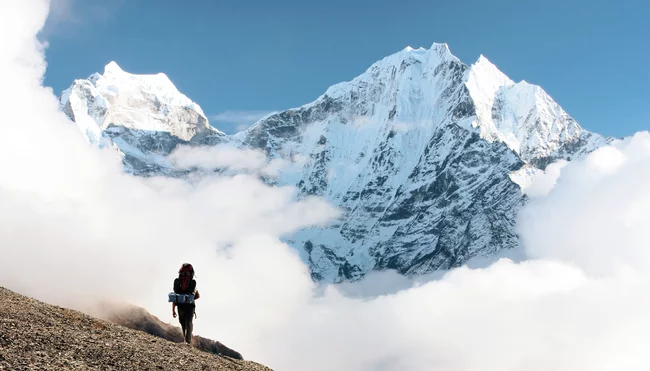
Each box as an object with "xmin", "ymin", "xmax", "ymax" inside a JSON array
[{"xmin": 173, "ymin": 277, "xmax": 196, "ymax": 295}]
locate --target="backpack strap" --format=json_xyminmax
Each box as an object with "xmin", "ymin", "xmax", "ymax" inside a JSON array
[{"xmin": 173, "ymin": 278, "xmax": 181, "ymax": 294}]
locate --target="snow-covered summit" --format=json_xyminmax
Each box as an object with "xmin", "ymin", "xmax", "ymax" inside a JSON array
[
  {"xmin": 59, "ymin": 61, "xmax": 227, "ymax": 175},
  {"xmin": 94, "ymin": 61, "xmax": 195, "ymax": 111},
  {"xmin": 60, "ymin": 44, "xmax": 609, "ymax": 281},
  {"xmin": 301, "ymin": 44, "xmax": 602, "ymax": 165},
  {"xmin": 323, "ymin": 42, "xmax": 460, "ymax": 100},
  {"xmin": 61, "ymin": 61, "xmax": 220, "ymax": 142},
  {"xmin": 464, "ymin": 55, "xmax": 604, "ymax": 161}
]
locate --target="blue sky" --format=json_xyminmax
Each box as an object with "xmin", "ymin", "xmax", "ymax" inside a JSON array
[{"xmin": 43, "ymin": 0, "xmax": 648, "ymax": 136}]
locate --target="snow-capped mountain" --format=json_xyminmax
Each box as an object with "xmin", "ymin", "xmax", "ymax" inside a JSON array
[
  {"xmin": 60, "ymin": 61, "xmax": 228, "ymax": 175},
  {"xmin": 60, "ymin": 43, "xmax": 608, "ymax": 281}
]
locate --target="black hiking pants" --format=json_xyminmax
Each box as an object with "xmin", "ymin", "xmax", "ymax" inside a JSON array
[{"xmin": 177, "ymin": 305, "xmax": 195, "ymax": 343}]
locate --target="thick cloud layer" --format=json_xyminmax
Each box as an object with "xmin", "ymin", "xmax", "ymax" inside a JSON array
[
  {"xmin": 2, "ymin": 1, "xmax": 650, "ymax": 370},
  {"xmin": 519, "ymin": 138, "xmax": 650, "ymax": 276}
]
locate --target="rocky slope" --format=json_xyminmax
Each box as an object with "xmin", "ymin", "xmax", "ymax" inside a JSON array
[
  {"xmin": 0, "ymin": 287, "xmax": 271, "ymax": 371},
  {"xmin": 93, "ymin": 302, "xmax": 244, "ymax": 360},
  {"xmin": 59, "ymin": 43, "xmax": 609, "ymax": 282}
]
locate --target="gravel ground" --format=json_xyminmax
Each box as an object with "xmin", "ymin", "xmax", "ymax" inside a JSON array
[{"xmin": 0, "ymin": 287, "xmax": 272, "ymax": 371}]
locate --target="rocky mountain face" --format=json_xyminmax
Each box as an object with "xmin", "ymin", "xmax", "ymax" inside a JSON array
[{"xmin": 59, "ymin": 43, "xmax": 608, "ymax": 282}]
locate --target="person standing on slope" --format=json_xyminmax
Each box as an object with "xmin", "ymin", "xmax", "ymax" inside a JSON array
[{"xmin": 172, "ymin": 263, "xmax": 200, "ymax": 344}]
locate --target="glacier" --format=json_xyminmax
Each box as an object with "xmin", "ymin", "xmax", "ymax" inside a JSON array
[{"xmin": 59, "ymin": 42, "xmax": 609, "ymax": 282}]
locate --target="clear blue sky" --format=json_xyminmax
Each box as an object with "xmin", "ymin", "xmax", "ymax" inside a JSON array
[{"xmin": 43, "ymin": 0, "xmax": 648, "ymax": 136}]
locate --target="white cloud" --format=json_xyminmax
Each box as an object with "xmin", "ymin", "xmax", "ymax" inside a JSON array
[
  {"xmin": 389, "ymin": 119, "xmax": 434, "ymax": 133},
  {"xmin": 210, "ymin": 110, "xmax": 275, "ymax": 132},
  {"xmin": 351, "ymin": 115, "xmax": 372, "ymax": 129},
  {"xmin": 518, "ymin": 133, "xmax": 650, "ymax": 276},
  {"xmin": 4, "ymin": 1, "xmax": 650, "ymax": 371},
  {"xmin": 40, "ymin": 0, "xmax": 124, "ymax": 39},
  {"xmin": 168, "ymin": 144, "xmax": 288, "ymax": 177},
  {"xmin": 236, "ymin": 122, "xmax": 253, "ymax": 132},
  {"xmin": 389, "ymin": 121, "xmax": 412, "ymax": 132},
  {"xmin": 519, "ymin": 160, "xmax": 569, "ymax": 197}
]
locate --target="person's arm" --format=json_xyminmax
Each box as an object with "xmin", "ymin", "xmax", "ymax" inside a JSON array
[
  {"xmin": 172, "ymin": 278, "xmax": 178, "ymax": 317},
  {"xmin": 192, "ymin": 280, "xmax": 200, "ymax": 300}
]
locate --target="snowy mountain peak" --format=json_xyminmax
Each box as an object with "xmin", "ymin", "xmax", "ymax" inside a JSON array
[
  {"xmin": 322, "ymin": 42, "xmax": 461, "ymax": 101},
  {"xmin": 250, "ymin": 43, "xmax": 602, "ymax": 168},
  {"xmin": 59, "ymin": 42, "xmax": 608, "ymax": 281},
  {"xmin": 401, "ymin": 43, "xmax": 450, "ymax": 56},
  {"xmin": 429, "ymin": 42, "xmax": 452, "ymax": 56},
  {"xmin": 467, "ymin": 54, "xmax": 514, "ymax": 93},
  {"xmin": 101, "ymin": 61, "xmax": 174, "ymax": 92},
  {"xmin": 104, "ymin": 61, "xmax": 123, "ymax": 73},
  {"xmin": 61, "ymin": 62, "xmax": 220, "ymax": 139},
  {"xmin": 95, "ymin": 62, "xmax": 188, "ymax": 109},
  {"xmin": 378, "ymin": 42, "xmax": 458, "ymax": 67},
  {"xmin": 474, "ymin": 54, "xmax": 496, "ymax": 66},
  {"xmin": 59, "ymin": 63, "xmax": 227, "ymax": 174},
  {"xmin": 305, "ymin": 43, "xmax": 596, "ymax": 163},
  {"xmin": 462, "ymin": 53, "xmax": 601, "ymax": 161}
]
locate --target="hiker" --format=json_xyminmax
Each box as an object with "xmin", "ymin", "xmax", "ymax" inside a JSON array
[{"xmin": 171, "ymin": 263, "xmax": 200, "ymax": 344}]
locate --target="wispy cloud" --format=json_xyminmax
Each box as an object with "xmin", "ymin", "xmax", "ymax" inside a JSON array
[
  {"xmin": 210, "ymin": 110, "xmax": 276, "ymax": 133},
  {"xmin": 40, "ymin": 0, "xmax": 124, "ymax": 39},
  {"xmin": 168, "ymin": 144, "xmax": 288, "ymax": 178}
]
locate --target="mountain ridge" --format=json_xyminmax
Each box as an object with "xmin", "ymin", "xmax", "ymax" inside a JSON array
[{"xmin": 59, "ymin": 43, "xmax": 609, "ymax": 281}]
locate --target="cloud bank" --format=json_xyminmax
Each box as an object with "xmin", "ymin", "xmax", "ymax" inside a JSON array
[{"xmin": 2, "ymin": 1, "xmax": 650, "ymax": 370}]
